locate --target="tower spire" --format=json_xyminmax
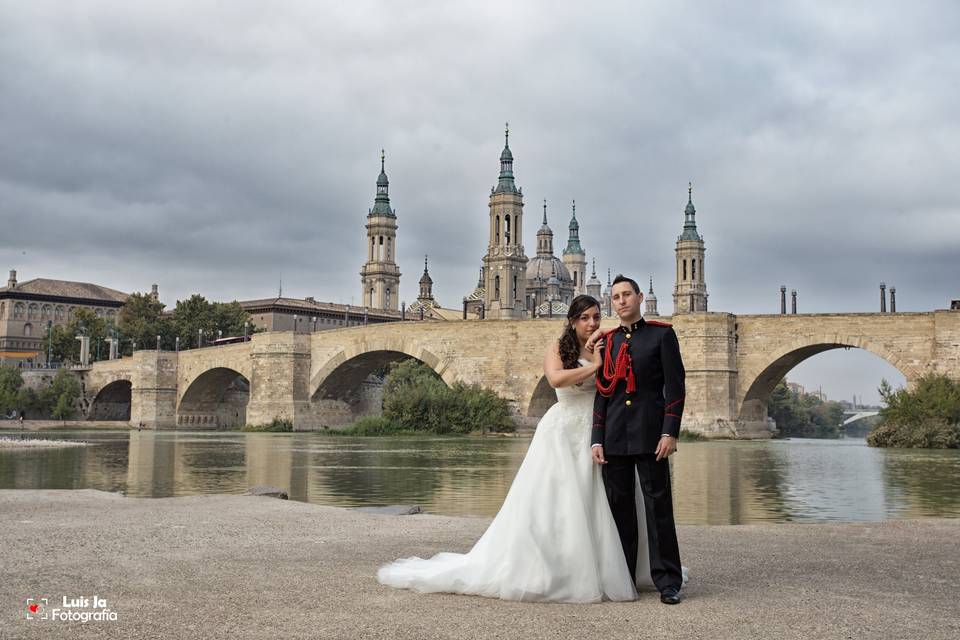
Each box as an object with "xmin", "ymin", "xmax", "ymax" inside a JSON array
[
  {"xmin": 564, "ymin": 198, "xmax": 583, "ymax": 255},
  {"xmin": 371, "ymin": 149, "xmax": 393, "ymax": 216},
  {"xmin": 495, "ymin": 123, "xmax": 517, "ymax": 194},
  {"xmin": 542, "ymin": 199, "xmax": 548, "ymax": 225},
  {"xmin": 681, "ymin": 181, "xmax": 700, "ymax": 240}
]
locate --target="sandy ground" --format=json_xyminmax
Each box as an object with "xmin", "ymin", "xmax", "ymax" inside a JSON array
[{"xmin": 1, "ymin": 490, "xmax": 958, "ymax": 640}]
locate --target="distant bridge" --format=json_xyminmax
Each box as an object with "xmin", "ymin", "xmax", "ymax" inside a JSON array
[{"xmin": 842, "ymin": 411, "xmax": 881, "ymax": 426}]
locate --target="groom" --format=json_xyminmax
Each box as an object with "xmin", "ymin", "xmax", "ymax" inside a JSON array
[{"xmin": 591, "ymin": 275, "xmax": 686, "ymax": 605}]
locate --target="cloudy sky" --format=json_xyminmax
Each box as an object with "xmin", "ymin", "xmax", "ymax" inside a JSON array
[{"xmin": 2, "ymin": 1, "xmax": 958, "ymax": 403}]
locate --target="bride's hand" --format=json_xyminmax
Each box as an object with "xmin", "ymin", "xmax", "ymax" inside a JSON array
[
  {"xmin": 589, "ymin": 340, "xmax": 603, "ymax": 367},
  {"xmin": 585, "ymin": 328, "xmax": 605, "ymax": 352}
]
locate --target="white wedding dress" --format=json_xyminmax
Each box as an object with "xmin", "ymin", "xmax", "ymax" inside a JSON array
[{"xmin": 377, "ymin": 361, "xmax": 656, "ymax": 603}]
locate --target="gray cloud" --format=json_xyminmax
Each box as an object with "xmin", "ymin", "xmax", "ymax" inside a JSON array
[{"xmin": 2, "ymin": 0, "xmax": 958, "ymax": 402}]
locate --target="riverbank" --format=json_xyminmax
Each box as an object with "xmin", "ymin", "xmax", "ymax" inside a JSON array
[
  {"xmin": 2, "ymin": 420, "xmax": 133, "ymax": 431},
  {"xmin": 2, "ymin": 490, "xmax": 957, "ymax": 639}
]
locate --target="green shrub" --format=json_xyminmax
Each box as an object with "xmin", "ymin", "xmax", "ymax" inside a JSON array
[
  {"xmin": 679, "ymin": 429, "xmax": 706, "ymax": 442},
  {"xmin": 380, "ymin": 361, "xmax": 515, "ymax": 434},
  {"xmin": 241, "ymin": 418, "xmax": 293, "ymax": 432},
  {"xmin": 867, "ymin": 374, "xmax": 960, "ymax": 449},
  {"xmin": 343, "ymin": 416, "xmax": 398, "ymax": 436}
]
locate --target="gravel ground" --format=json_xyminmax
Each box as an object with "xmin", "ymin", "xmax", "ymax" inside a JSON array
[{"xmin": 1, "ymin": 490, "xmax": 957, "ymax": 640}]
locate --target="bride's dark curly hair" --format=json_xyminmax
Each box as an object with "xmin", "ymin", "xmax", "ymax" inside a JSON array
[{"xmin": 558, "ymin": 294, "xmax": 602, "ymax": 369}]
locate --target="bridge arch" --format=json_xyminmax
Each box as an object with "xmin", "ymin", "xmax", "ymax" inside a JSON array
[
  {"xmin": 177, "ymin": 367, "xmax": 250, "ymax": 429},
  {"xmin": 737, "ymin": 336, "xmax": 914, "ymax": 428},
  {"xmin": 310, "ymin": 341, "xmax": 461, "ymax": 427},
  {"xmin": 88, "ymin": 379, "xmax": 132, "ymax": 421}
]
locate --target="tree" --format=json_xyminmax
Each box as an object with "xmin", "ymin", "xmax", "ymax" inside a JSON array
[
  {"xmin": 117, "ymin": 292, "xmax": 175, "ymax": 354},
  {"xmin": 44, "ymin": 369, "xmax": 81, "ymax": 419},
  {"xmin": 0, "ymin": 365, "xmax": 24, "ymax": 416},
  {"xmin": 41, "ymin": 308, "xmax": 109, "ymax": 364},
  {"xmin": 171, "ymin": 295, "xmax": 253, "ymax": 348}
]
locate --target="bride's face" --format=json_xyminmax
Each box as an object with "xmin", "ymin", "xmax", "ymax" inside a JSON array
[{"xmin": 570, "ymin": 305, "xmax": 601, "ymax": 343}]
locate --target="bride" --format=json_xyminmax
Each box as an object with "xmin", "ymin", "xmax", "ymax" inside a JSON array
[{"xmin": 376, "ymin": 294, "xmax": 655, "ymax": 603}]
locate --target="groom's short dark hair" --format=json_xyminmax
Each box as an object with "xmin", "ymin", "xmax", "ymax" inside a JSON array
[{"xmin": 612, "ymin": 274, "xmax": 640, "ymax": 293}]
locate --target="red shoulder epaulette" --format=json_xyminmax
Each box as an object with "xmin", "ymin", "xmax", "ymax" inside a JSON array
[{"xmin": 646, "ymin": 320, "xmax": 673, "ymax": 327}]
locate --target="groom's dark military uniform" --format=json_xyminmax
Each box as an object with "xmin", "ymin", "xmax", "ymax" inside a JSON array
[{"xmin": 592, "ymin": 317, "xmax": 685, "ymax": 593}]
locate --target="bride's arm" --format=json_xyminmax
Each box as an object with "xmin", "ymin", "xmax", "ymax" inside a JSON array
[{"xmin": 543, "ymin": 341, "xmax": 600, "ymax": 389}]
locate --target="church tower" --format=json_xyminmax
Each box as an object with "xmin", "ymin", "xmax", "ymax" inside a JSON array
[
  {"xmin": 417, "ymin": 255, "xmax": 435, "ymax": 305},
  {"xmin": 586, "ymin": 258, "xmax": 603, "ymax": 300},
  {"xmin": 360, "ymin": 150, "xmax": 401, "ymax": 310},
  {"xmin": 673, "ymin": 183, "xmax": 708, "ymax": 314},
  {"xmin": 482, "ymin": 124, "xmax": 528, "ymax": 319},
  {"xmin": 562, "ymin": 200, "xmax": 587, "ymax": 295},
  {"xmin": 645, "ymin": 276, "xmax": 660, "ymax": 316}
]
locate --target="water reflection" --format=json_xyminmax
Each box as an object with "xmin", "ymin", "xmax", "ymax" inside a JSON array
[{"xmin": 1, "ymin": 430, "xmax": 958, "ymax": 524}]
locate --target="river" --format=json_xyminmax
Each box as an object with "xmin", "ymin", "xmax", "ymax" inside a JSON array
[{"xmin": 1, "ymin": 430, "xmax": 958, "ymax": 524}]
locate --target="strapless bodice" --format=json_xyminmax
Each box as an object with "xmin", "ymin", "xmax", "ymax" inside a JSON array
[{"xmin": 554, "ymin": 359, "xmax": 596, "ymax": 404}]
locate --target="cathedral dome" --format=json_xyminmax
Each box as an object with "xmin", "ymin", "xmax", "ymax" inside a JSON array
[{"xmin": 526, "ymin": 255, "xmax": 573, "ymax": 284}]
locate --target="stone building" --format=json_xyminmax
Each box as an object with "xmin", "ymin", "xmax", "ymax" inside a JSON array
[
  {"xmin": 360, "ymin": 151, "xmax": 401, "ymax": 311},
  {"xmin": 645, "ymin": 277, "xmax": 660, "ymax": 316},
  {"xmin": 0, "ymin": 270, "xmax": 128, "ymax": 366},
  {"xmin": 562, "ymin": 200, "xmax": 587, "ymax": 296},
  {"xmin": 673, "ymin": 183, "xmax": 709, "ymax": 314},
  {"xmin": 239, "ymin": 296, "xmax": 401, "ymax": 333},
  {"xmin": 526, "ymin": 201, "xmax": 576, "ymax": 315},
  {"xmin": 480, "ymin": 125, "xmax": 528, "ymax": 319}
]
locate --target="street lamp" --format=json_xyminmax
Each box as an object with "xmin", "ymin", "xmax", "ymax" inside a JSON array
[
  {"xmin": 156, "ymin": 335, "xmax": 161, "ymax": 352},
  {"xmin": 175, "ymin": 336, "xmax": 180, "ymax": 353},
  {"xmin": 198, "ymin": 328, "xmax": 203, "ymax": 348},
  {"xmin": 243, "ymin": 322, "xmax": 249, "ymax": 341},
  {"xmin": 217, "ymin": 329, "xmax": 222, "ymax": 342},
  {"xmin": 293, "ymin": 314, "xmax": 299, "ymax": 333},
  {"xmin": 311, "ymin": 316, "xmax": 317, "ymax": 332}
]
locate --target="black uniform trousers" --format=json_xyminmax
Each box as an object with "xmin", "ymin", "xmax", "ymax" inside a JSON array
[{"xmin": 602, "ymin": 453, "xmax": 683, "ymax": 592}]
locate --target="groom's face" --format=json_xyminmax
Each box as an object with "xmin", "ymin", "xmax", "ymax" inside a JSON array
[{"xmin": 612, "ymin": 282, "xmax": 643, "ymax": 320}]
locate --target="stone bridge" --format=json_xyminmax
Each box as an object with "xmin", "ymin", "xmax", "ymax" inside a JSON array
[{"xmin": 78, "ymin": 309, "xmax": 960, "ymax": 437}]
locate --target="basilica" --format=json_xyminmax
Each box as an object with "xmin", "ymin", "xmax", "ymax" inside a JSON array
[{"xmin": 361, "ymin": 125, "xmax": 709, "ymax": 321}]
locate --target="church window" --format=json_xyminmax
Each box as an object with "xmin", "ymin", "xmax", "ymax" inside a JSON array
[
  {"xmin": 504, "ymin": 215, "xmax": 511, "ymax": 244},
  {"xmin": 13, "ymin": 303, "xmax": 23, "ymax": 319},
  {"xmin": 387, "ymin": 237, "xmax": 392, "ymax": 261},
  {"xmin": 692, "ymin": 259, "xmax": 696, "ymax": 281},
  {"xmin": 28, "ymin": 304, "xmax": 38, "ymax": 320},
  {"xmin": 682, "ymin": 260, "xmax": 687, "ymax": 281},
  {"xmin": 495, "ymin": 276, "xmax": 501, "ymax": 299},
  {"xmin": 370, "ymin": 238, "xmax": 375, "ymax": 260},
  {"xmin": 513, "ymin": 275, "xmax": 517, "ymax": 301},
  {"xmin": 386, "ymin": 288, "xmax": 391, "ymax": 308},
  {"xmin": 24, "ymin": 323, "xmax": 32, "ymax": 337},
  {"xmin": 495, "ymin": 216, "xmax": 500, "ymax": 244},
  {"xmin": 573, "ymin": 272, "xmax": 578, "ymax": 286},
  {"xmin": 369, "ymin": 288, "xmax": 375, "ymax": 307}
]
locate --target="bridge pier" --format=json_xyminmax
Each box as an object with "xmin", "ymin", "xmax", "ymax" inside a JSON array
[
  {"xmin": 129, "ymin": 351, "xmax": 178, "ymax": 429},
  {"xmin": 672, "ymin": 313, "xmax": 774, "ymax": 439},
  {"xmin": 246, "ymin": 332, "xmax": 312, "ymax": 429}
]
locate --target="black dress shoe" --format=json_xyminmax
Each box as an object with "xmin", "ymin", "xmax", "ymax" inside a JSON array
[{"xmin": 660, "ymin": 587, "xmax": 681, "ymax": 605}]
